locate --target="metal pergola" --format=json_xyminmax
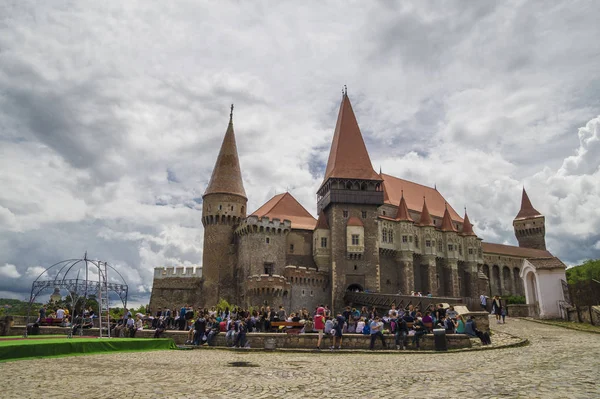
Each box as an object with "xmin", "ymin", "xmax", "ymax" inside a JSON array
[{"xmin": 26, "ymin": 253, "xmax": 128, "ymax": 338}]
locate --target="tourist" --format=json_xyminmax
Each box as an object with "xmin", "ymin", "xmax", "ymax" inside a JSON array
[
  {"xmin": 277, "ymin": 305, "xmax": 286, "ymax": 321},
  {"xmin": 436, "ymin": 304, "xmax": 446, "ymax": 321},
  {"xmin": 393, "ymin": 312, "xmax": 408, "ymax": 350},
  {"xmin": 331, "ymin": 312, "xmax": 345, "ymax": 350},
  {"xmin": 464, "ymin": 316, "xmax": 478, "ymax": 338},
  {"xmin": 343, "ymin": 306, "xmax": 352, "ymax": 324},
  {"xmin": 369, "ymin": 306, "xmax": 378, "ymax": 320},
  {"xmin": 193, "ymin": 314, "xmax": 207, "ymax": 346},
  {"xmin": 422, "ymin": 311, "xmax": 433, "ymax": 331},
  {"xmin": 38, "ymin": 304, "xmax": 47, "ymax": 322},
  {"xmin": 355, "ymin": 317, "xmax": 365, "ymax": 334},
  {"xmin": 225, "ymin": 321, "xmax": 237, "ymax": 347},
  {"xmin": 303, "ymin": 317, "xmax": 314, "ymax": 333},
  {"xmin": 492, "ymin": 296, "xmax": 502, "ymax": 324},
  {"xmin": 369, "ymin": 316, "xmax": 387, "ymax": 350},
  {"xmin": 205, "ymin": 317, "xmax": 220, "ymax": 346},
  {"xmin": 324, "ymin": 316, "xmax": 334, "ymax": 335},
  {"xmin": 56, "ymin": 307, "xmax": 65, "ymax": 320},
  {"xmin": 314, "ymin": 307, "xmax": 326, "ymax": 350},
  {"xmin": 360, "ymin": 306, "xmax": 369, "ymax": 319},
  {"xmin": 446, "ymin": 305, "xmax": 458, "ymax": 320},
  {"xmin": 179, "ymin": 305, "xmax": 187, "ymax": 330},
  {"xmin": 456, "ymin": 315, "xmax": 466, "ymax": 334},
  {"xmin": 412, "ymin": 317, "xmax": 427, "ymax": 349},
  {"xmin": 352, "ymin": 307, "xmax": 360, "ymax": 320},
  {"xmin": 480, "ymin": 294, "xmax": 488, "ymax": 311},
  {"xmin": 501, "ymin": 307, "xmax": 507, "ymax": 324},
  {"xmin": 444, "ymin": 315, "xmax": 455, "ymax": 334},
  {"xmin": 388, "ymin": 303, "xmax": 398, "ymax": 318},
  {"xmin": 154, "ymin": 318, "xmax": 167, "ymax": 338},
  {"xmin": 234, "ymin": 319, "xmax": 248, "ymax": 348}
]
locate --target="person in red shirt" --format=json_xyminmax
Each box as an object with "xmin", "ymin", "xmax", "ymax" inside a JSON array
[{"xmin": 314, "ymin": 307, "xmax": 326, "ymax": 351}]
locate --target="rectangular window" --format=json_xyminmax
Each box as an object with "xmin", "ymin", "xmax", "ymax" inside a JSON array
[
  {"xmin": 468, "ymin": 248, "xmax": 474, "ymax": 255},
  {"xmin": 438, "ymin": 241, "xmax": 443, "ymax": 252},
  {"xmin": 361, "ymin": 211, "xmax": 367, "ymax": 218},
  {"xmin": 459, "ymin": 245, "xmax": 463, "ymax": 255},
  {"xmin": 389, "ymin": 231, "xmax": 393, "ymax": 243},
  {"xmin": 409, "ymin": 236, "xmax": 413, "ymax": 243},
  {"xmin": 382, "ymin": 229, "xmax": 388, "ymax": 242},
  {"xmin": 289, "ymin": 244, "xmax": 294, "ymax": 253},
  {"xmin": 264, "ymin": 263, "xmax": 273, "ymax": 276},
  {"xmin": 343, "ymin": 210, "xmax": 349, "ymax": 218},
  {"xmin": 415, "ymin": 236, "xmax": 419, "ymax": 248},
  {"xmin": 266, "ymin": 237, "xmax": 270, "ymax": 244},
  {"xmin": 402, "ymin": 235, "xmax": 408, "ymax": 243},
  {"xmin": 351, "ymin": 234, "xmax": 360, "ymax": 246},
  {"xmin": 321, "ymin": 237, "xmax": 327, "ymax": 248},
  {"xmin": 448, "ymin": 244, "xmax": 453, "ymax": 251},
  {"xmin": 425, "ymin": 240, "xmax": 431, "ymax": 247}
]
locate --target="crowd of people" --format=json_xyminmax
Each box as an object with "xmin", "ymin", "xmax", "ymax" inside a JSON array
[{"xmin": 109, "ymin": 302, "xmax": 491, "ymax": 350}]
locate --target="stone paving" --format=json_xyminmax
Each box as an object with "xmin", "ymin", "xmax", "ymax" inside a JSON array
[{"xmin": 0, "ymin": 317, "xmax": 599, "ymax": 398}]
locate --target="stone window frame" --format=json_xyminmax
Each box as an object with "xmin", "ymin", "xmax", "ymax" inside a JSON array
[
  {"xmin": 438, "ymin": 240, "xmax": 443, "ymax": 252},
  {"xmin": 389, "ymin": 230, "xmax": 394, "ymax": 243},
  {"xmin": 361, "ymin": 211, "xmax": 367, "ymax": 218},
  {"xmin": 409, "ymin": 235, "xmax": 413, "ymax": 243},
  {"xmin": 289, "ymin": 244, "xmax": 294, "ymax": 253},
  {"xmin": 351, "ymin": 234, "xmax": 360, "ymax": 246},
  {"xmin": 321, "ymin": 237, "xmax": 327, "ymax": 248},
  {"xmin": 402, "ymin": 235, "xmax": 408, "ymax": 243},
  {"xmin": 266, "ymin": 237, "xmax": 270, "ymax": 244},
  {"xmin": 425, "ymin": 239, "xmax": 431, "ymax": 247},
  {"xmin": 468, "ymin": 248, "xmax": 474, "ymax": 255},
  {"xmin": 382, "ymin": 229, "xmax": 388, "ymax": 243},
  {"xmin": 264, "ymin": 263, "xmax": 274, "ymax": 276},
  {"xmin": 415, "ymin": 235, "xmax": 419, "ymax": 248},
  {"xmin": 458, "ymin": 244, "xmax": 463, "ymax": 256},
  {"xmin": 448, "ymin": 243, "xmax": 453, "ymax": 251},
  {"xmin": 343, "ymin": 210, "xmax": 349, "ymax": 218}
]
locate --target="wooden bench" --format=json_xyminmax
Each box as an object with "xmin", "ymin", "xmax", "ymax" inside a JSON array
[
  {"xmin": 39, "ymin": 318, "xmax": 64, "ymax": 326},
  {"xmin": 270, "ymin": 321, "xmax": 304, "ymax": 333}
]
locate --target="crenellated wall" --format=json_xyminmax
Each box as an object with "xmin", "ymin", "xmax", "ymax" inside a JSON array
[{"xmin": 149, "ymin": 267, "xmax": 203, "ymax": 311}]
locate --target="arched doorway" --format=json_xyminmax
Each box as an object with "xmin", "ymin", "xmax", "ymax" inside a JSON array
[
  {"xmin": 347, "ymin": 284, "xmax": 364, "ymax": 292},
  {"xmin": 525, "ymin": 271, "xmax": 538, "ymax": 305}
]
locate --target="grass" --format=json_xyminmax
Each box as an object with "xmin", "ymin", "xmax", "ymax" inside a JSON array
[
  {"xmin": 526, "ymin": 318, "xmax": 600, "ymax": 334},
  {"xmin": 0, "ymin": 337, "xmax": 150, "ymax": 347}
]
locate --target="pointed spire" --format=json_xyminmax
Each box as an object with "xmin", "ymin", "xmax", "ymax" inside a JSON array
[
  {"xmin": 203, "ymin": 106, "xmax": 247, "ymax": 199},
  {"xmin": 320, "ymin": 93, "xmax": 381, "ymax": 186},
  {"xmin": 440, "ymin": 204, "xmax": 457, "ymax": 232},
  {"xmin": 315, "ymin": 211, "xmax": 330, "ymax": 230},
  {"xmin": 395, "ymin": 191, "xmax": 413, "ymax": 222},
  {"xmin": 418, "ymin": 197, "xmax": 434, "ymax": 226},
  {"xmin": 515, "ymin": 187, "xmax": 542, "ymax": 219},
  {"xmin": 460, "ymin": 208, "xmax": 476, "ymax": 236}
]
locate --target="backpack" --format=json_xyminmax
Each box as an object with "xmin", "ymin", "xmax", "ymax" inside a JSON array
[{"xmin": 363, "ymin": 323, "xmax": 370, "ymax": 335}]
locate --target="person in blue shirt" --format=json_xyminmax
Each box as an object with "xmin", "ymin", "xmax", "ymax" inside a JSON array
[{"xmin": 331, "ymin": 312, "xmax": 345, "ymax": 350}]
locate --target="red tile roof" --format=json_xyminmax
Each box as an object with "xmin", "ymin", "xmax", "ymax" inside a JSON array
[
  {"xmin": 381, "ymin": 173, "xmax": 463, "ymax": 222},
  {"xmin": 515, "ymin": 188, "xmax": 542, "ymax": 220},
  {"xmin": 417, "ymin": 198, "xmax": 435, "ymax": 227},
  {"xmin": 460, "ymin": 211, "xmax": 476, "ymax": 236},
  {"xmin": 315, "ymin": 211, "xmax": 330, "ymax": 230},
  {"xmin": 440, "ymin": 206, "xmax": 456, "ymax": 232},
  {"xmin": 320, "ymin": 94, "xmax": 381, "ymax": 188},
  {"xmin": 482, "ymin": 242, "xmax": 552, "ymax": 258},
  {"xmin": 251, "ymin": 192, "xmax": 316, "ymax": 230},
  {"xmin": 527, "ymin": 257, "xmax": 566, "ymax": 270},
  {"xmin": 395, "ymin": 193, "xmax": 413, "ymax": 222},
  {"xmin": 204, "ymin": 118, "xmax": 247, "ymax": 199},
  {"xmin": 347, "ymin": 216, "xmax": 364, "ymax": 227}
]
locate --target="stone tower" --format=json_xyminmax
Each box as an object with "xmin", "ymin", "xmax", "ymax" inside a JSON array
[
  {"xmin": 201, "ymin": 106, "xmax": 247, "ymax": 305},
  {"xmin": 316, "ymin": 92, "xmax": 384, "ymax": 311},
  {"xmin": 513, "ymin": 188, "xmax": 546, "ymax": 250}
]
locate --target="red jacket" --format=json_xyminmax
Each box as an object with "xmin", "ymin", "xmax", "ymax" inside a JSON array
[{"xmin": 314, "ymin": 315, "xmax": 325, "ymax": 330}]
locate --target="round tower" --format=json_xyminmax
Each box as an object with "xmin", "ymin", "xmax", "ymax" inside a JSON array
[
  {"xmin": 201, "ymin": 106, "xmax": 247, "ymax": 305},
  {"xmin": 513, "ymin": 188, "xmax": 546, "ymax": 250}
]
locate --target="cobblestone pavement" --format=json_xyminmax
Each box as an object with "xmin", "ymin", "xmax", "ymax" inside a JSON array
[{"xmin": 1, "ymin": 317, "xmax": 599, "ymax": 399}]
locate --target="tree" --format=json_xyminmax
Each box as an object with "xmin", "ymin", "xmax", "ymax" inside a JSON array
[{"xmin": 566, "ymin": 259, "xmax": 600, "ymax": 284}]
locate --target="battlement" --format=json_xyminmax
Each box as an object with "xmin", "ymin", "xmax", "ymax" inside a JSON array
[
  {"xmin": 245, "ymin": 274, "xmax": 292, "ymax": 296},
  {"xmin": 284, "ymin": 265, "xmax": 329, "ymax": 286},
  {"xmin": 235, "ymin": 216, "xmax": 292, "ymax": 235},
  {"xmin": 153, "ymin": 266, "xmax": 202, "ymax": 279}
]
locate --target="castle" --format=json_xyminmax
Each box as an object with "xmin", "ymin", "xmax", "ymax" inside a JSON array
[{"xmin": 150, "ymin": 93, "xmax": 567, "ymax": 317}]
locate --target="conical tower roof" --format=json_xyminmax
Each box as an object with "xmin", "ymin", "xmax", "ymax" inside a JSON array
[
  {"xmin": 395, "ymin": 192, "xmax": 413, "ymax": 222},
  {"xmin": 203, "ymin": 108, "xmax": 247, "ymax": 199},
  {"xmin": 418, "ymin": 198, "xmax": 434, "ymax": 227},
  {"xmin": 515, "ymin": 188, "xmax": 542, "ymax": 220},
  {"xmin": 315, "ymin": 211, "xmax": 330, "ymax": 230},
  {"xmin": 440, "ymin": 205, "xmax": 457, "ymax": 232},
  {"xmin": 320, "ymin": 93, "xmax": 381, "ymax": 188},
  {"xmin": 460, "ymin": 210, "xmax": 476, "ymax": 236}
]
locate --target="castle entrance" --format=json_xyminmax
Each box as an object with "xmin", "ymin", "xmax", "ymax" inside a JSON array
[{"xmin": 346, "ymin": 284, "xmax": 364, "ymax": 292}]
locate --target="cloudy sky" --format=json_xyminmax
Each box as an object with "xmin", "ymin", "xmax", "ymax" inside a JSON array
[{"xmin": 1, "ymin": 1, "xmax": 599, "ymax": 305}]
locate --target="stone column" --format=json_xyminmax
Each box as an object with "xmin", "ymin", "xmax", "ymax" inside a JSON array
[
  {"xmin": 448, "ymin": 260, "xmax": 460, "ymax": 297},
  {"xmin": 396, "ymin": 252, "xmax": 414, "ymax": 295},
  {"xmin": 465, "ymin": 262, "xmax": 479, "ymax": 299},
  {"xmin": 422, "ymin": 255, "xmax": 438, "ymax": 296}
]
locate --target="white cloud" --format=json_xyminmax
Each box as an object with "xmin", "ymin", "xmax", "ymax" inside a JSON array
[{"xmin": 0, "ymin": 264, "xmax": 21, "ymax": 279}]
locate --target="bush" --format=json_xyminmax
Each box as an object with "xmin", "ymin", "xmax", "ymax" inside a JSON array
[{"xmin": 505, "ymin": 295, "xmax": 526, "ymax": 305}]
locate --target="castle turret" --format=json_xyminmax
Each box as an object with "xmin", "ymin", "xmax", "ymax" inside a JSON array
[
  {"xmin": 201, "ymin": 105, "xmax": 247, "ymax": 305},
  {"xmin": 313, "ymin": 211, "xmax": 331, "ymax": 271},
  {"xmin": 440, "ymin": 205, "xmax": 459, "ymax": 296},
  {"xmin": 513, "ymin": 188, "xmax": 546, "ymax": 250},
  {"xmin": 394, "ymin": 192, "xmax": 415, "ymax": 295},
  {"xmin": 417, "ymin": 197, "xmax": 438, "ymax": 295},
  {"xmin": 317, "ymin": 90, "xmax": 383, "ymax": 311}
]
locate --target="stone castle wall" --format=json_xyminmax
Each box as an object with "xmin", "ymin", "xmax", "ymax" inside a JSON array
[{"xmin": 149, "ymin": 267, "xmax": 203, "ymax": 311}]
